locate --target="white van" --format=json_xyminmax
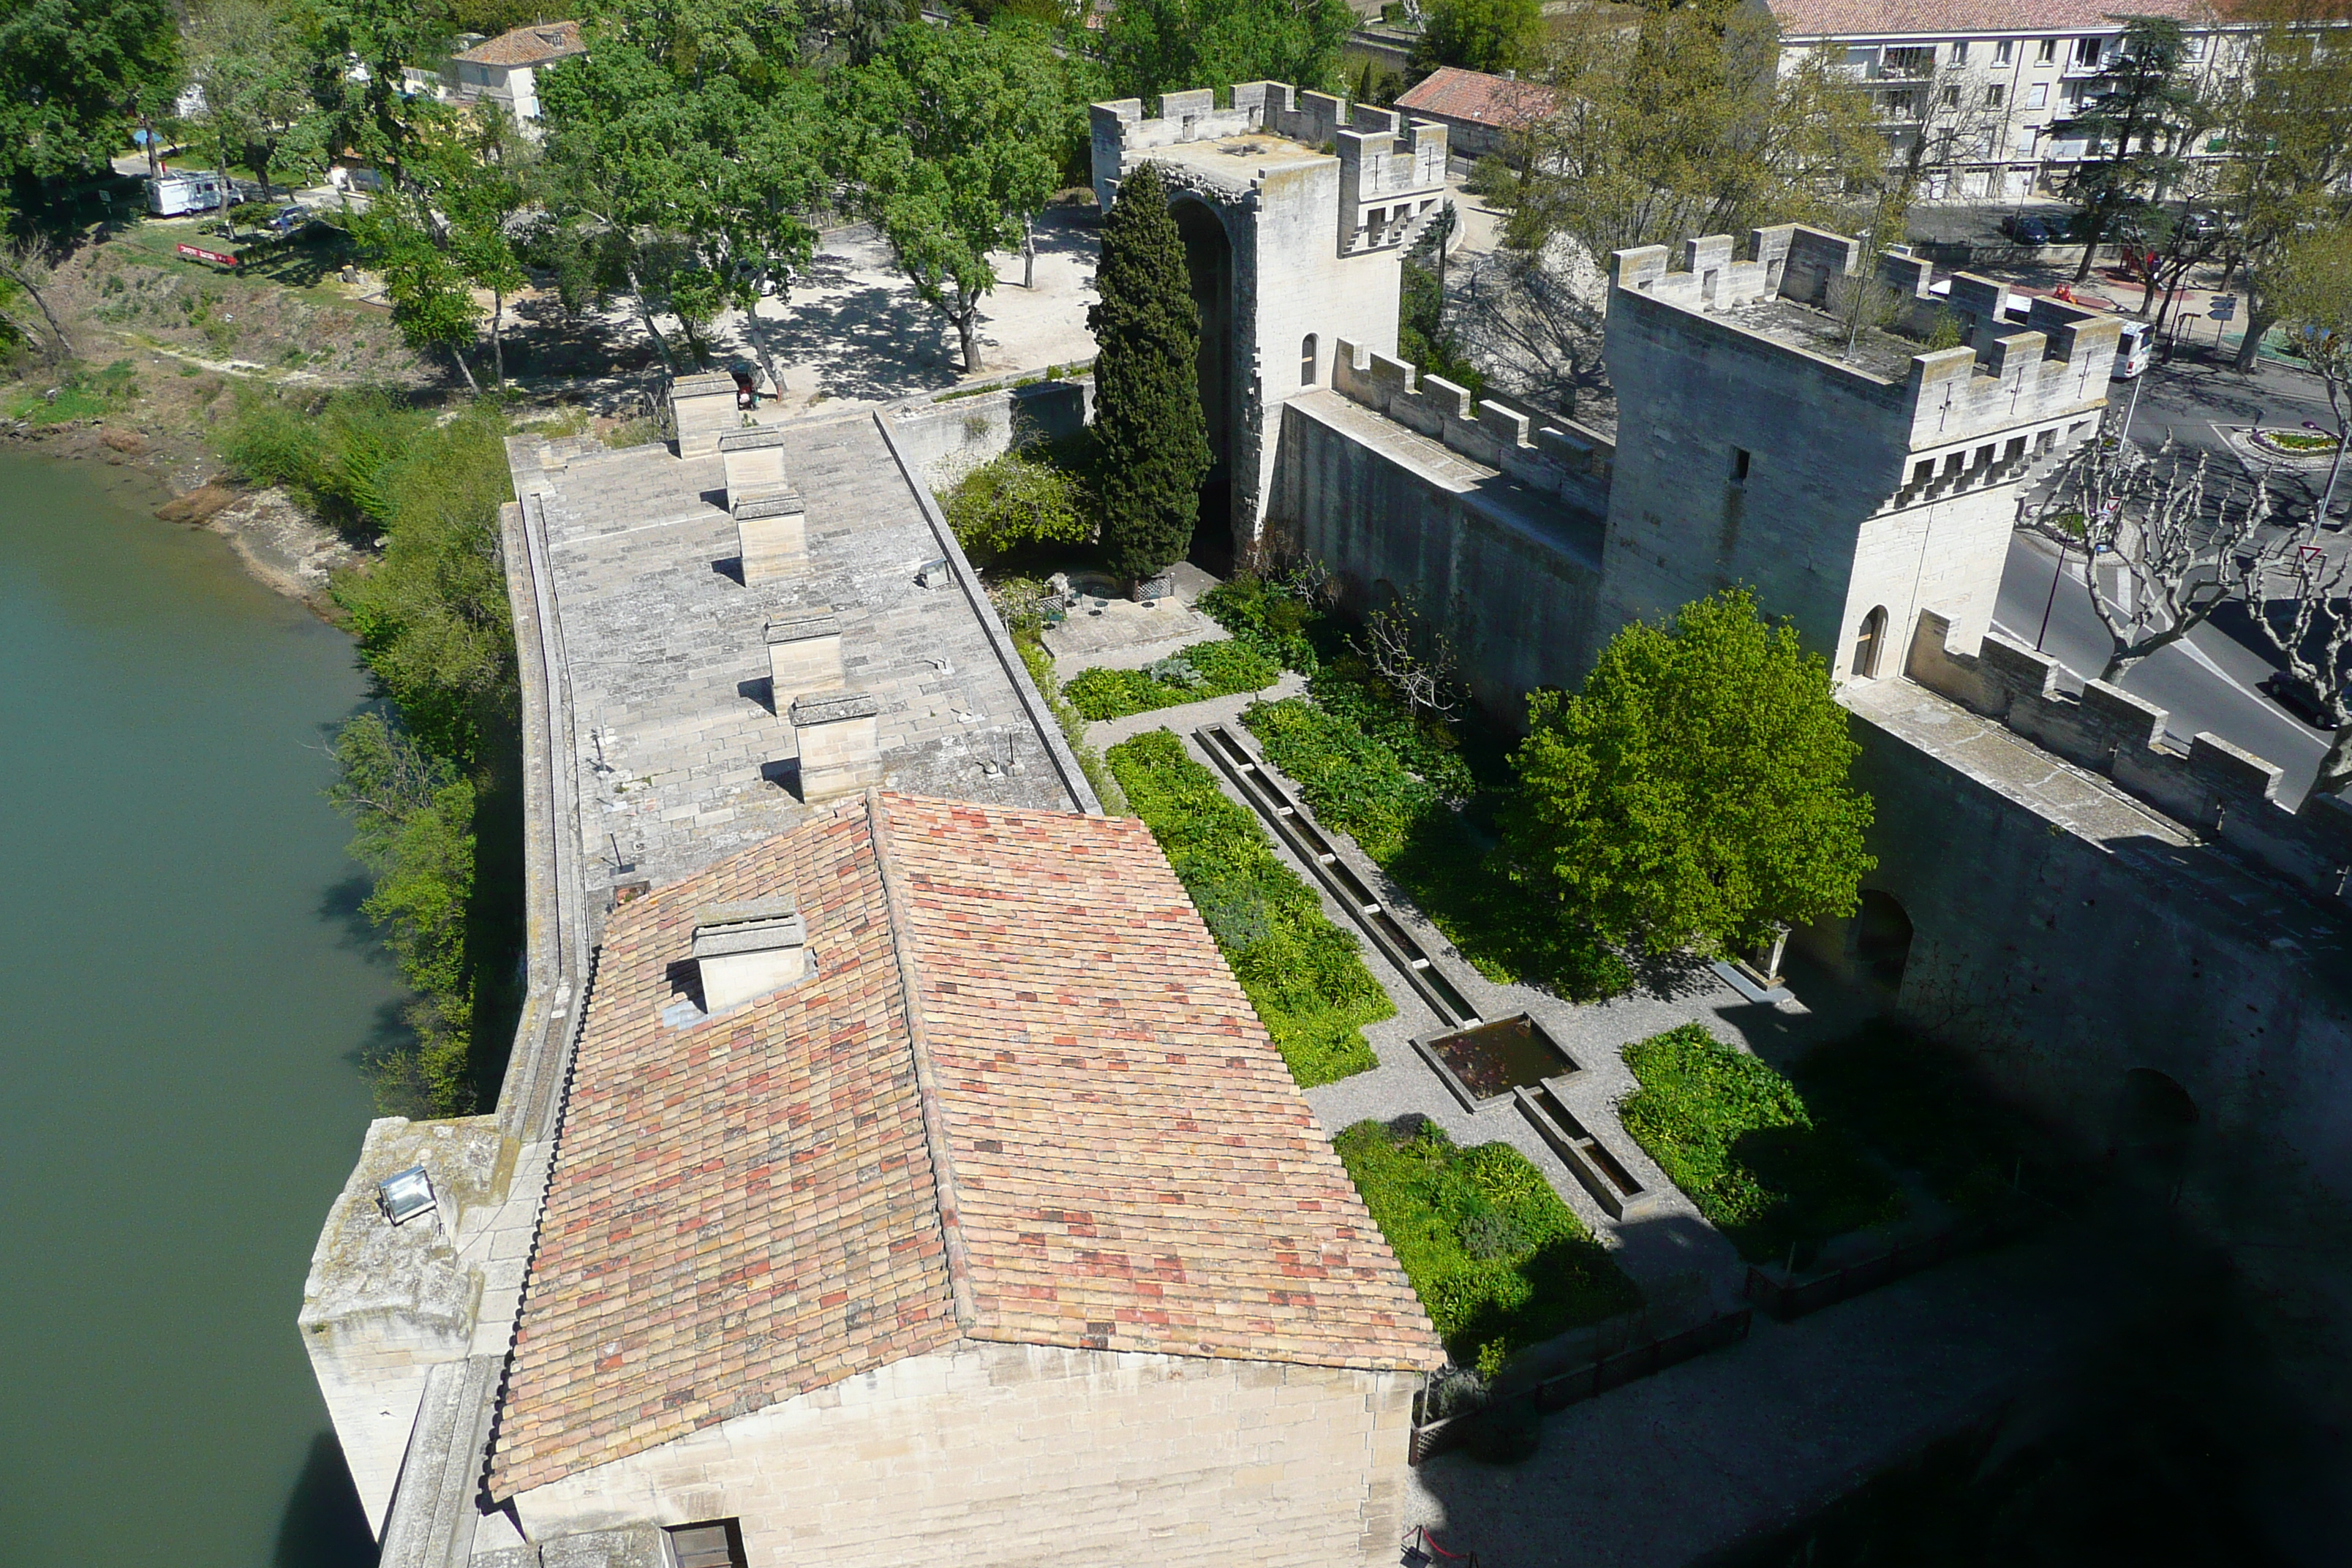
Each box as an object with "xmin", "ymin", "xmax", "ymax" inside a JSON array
[
  {"xmin": 2113, "ymin": 320, "xmax": 2152, "ymax": 380},
  {"xmin": 146, "ymin": 172, "xmax": 226, "ymax": 216}
]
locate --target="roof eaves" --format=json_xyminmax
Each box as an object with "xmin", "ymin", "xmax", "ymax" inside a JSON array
[{"xmin": 865, "ymin": 788, "xmax": 979, "ymax": 1333}]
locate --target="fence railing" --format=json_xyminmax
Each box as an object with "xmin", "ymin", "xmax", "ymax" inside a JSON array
[{"xmin": 1407, "ymin": 1308, "xmax": 1753, "ymax": 1464}]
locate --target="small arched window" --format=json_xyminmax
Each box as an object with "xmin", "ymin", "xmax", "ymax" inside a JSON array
[
  {"xmin": 1851, "ymin": 606, "xmax": 1888, "ymax": 679},
  {"xmin": 1300, "ymin": 333, "xmax": 1319, "ymax": 386}
]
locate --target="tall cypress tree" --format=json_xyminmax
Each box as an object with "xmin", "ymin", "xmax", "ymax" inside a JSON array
[{"xmin": 1089, "ymin": 162, "xmax": 1212, "ymax": 584}]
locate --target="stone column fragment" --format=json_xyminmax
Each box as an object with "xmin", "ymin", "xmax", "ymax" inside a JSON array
[
  {"xmin": 788, "ymin": 690, "xmax": 883, "ymax": 802},
  {"xmin": 765, "ymin": 611, "xmax": 844, "ymax": 710},
  {"xmin": 736, "ymin": 491, "xmax": 807, "ymax": 582}
]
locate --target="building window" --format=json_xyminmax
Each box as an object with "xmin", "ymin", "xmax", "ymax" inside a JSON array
[
  {"xmin": 1996, "ymin": 39, "xmax": 2014, "ymax": 64},
  {"xmin": 1941, "ymin": 85, "xmax": 1961, "ymax": 107},
  {"xmin": 1985, "ymin": 83, "xmax": 2007, "ymax": 107},
  {"xmin": 2074, "ymin": 37, "xmax": 2103, "ymax": 67},
  {"xmin": 666, "ymin": 1521, "xmax": 747, "ymax": 1568},
  {"xmin": 2037, "ymin": 38, "xmax": 2058, "ymax": 64},
  {"xmin": 1852, "ymin": 606, "xmax": 1888, "ymax": 679},
  {"xmin": 2027, "ymin": 81, "xmax": 2048, "ymax": 109},
  {"xmin": 1951, "ymin": 39, "xmax": 1970, "ymax": 63},
  {"xmin": 1300, "ymin": 333, "xmax": 1318, "ymax": 386},
  {"xmin": 1729, "ymin": 446, "xmax": 1751, "ymax": 484}
]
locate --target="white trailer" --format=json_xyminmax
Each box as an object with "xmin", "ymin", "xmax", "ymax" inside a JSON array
[{"xmin": 147, "ymin": 172, "xmax": 226, "ymax": 216}]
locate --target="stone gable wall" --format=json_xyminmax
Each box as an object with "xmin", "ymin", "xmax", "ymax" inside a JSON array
[{"xmin": 505, "ymin": 1342, "xmax": 1417, "ymax": 1568}]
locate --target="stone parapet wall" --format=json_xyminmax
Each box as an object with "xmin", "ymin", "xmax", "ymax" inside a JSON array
[
  {"xmin": 1329, "ymin": 337, "xmax": 1613, "ymax": 516},
  {"xmin": 1905, "ymin": 610, "xmax": 2352, "ymax": 906}
]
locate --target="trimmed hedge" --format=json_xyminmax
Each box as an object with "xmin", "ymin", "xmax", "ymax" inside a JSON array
[
  {"xmin": 1619, "ymin": 1025, "xmax": 1901, "ymax": 1264},
  {"xmin": 1062, "ymin": 637, "xmax": 1281, "ymax": 721},
  {"xmin": 1106, "ymin": 729, "xmax": 1387, "ymax": 1086},
  {"xmin": 1336, "ymin": 1119, "xmax": 1641, "ymax": 1374}
]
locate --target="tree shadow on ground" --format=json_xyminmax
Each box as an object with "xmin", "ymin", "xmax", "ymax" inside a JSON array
[{"xmin": 273, "ymin": 1431, "xmax": 378, "ymax": 1568}]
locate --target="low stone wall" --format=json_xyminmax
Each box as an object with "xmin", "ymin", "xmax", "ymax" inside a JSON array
[
  {"xmin": 1906, "ymin": 611, "xmax": 2352, "ymax": 909},
  {"xmin": 882, "ymin": 370, "xmax": 1095, "ymax": 490}
]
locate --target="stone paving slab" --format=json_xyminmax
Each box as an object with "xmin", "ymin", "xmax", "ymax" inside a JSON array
[{"xmin": 508, "ymin": 415, "xmax": 1077, "ymax": 914}]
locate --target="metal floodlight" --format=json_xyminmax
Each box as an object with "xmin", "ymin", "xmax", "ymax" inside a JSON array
[{"xmin": 376, "ymin": 1165, "xmax": 437, "ymax": 1226}]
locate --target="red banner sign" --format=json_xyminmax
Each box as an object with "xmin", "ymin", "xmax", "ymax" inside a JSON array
[{"xmin": 175, "ymin": 242, "xmax": 238, "ymax": 268}]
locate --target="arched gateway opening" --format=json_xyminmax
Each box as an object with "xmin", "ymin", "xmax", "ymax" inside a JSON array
[{"xmin": 1171, "ymin": 196, "xmax": 1235, "ymax": 576}]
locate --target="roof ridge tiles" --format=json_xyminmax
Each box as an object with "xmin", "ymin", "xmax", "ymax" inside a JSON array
[{"xmin": 863, "ymin": 788, "xmax": 979, "ymax": 1332}]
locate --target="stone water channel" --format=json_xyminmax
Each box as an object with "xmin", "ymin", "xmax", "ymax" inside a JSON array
[{"xmin": 0, "ymin": 453, "xmax": 393, "ymax": 1567}]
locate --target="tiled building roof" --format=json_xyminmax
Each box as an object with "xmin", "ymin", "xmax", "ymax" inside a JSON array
[
  {"xmin": 453, "ymin": 20, "xmax": 585, "ymax": 67},
  {"xmin": 1762, "ymin": 0, "xmax": 2221, "ymax": 37},
  {"xmin": 1393, "ymin": 66, "xmax": 1559, "ymax": 131},
  {"xmin": 489, "ymin": 793, "xmax": 1441, "ymax": 1499}
]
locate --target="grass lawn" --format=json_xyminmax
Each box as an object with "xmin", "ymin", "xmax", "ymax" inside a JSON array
[
  {"xmin": 1063, "ymin": 637, "xmax": 1281, "ymax": 720},
  {"xmin": 1105, "ymin": 729, "xmax": 1387, "ymax": 1086},
  {"xmin": 1240, "ymin": 693, "xmax": 1628, "ymax": 998},
  {"xmin": 1619, "ymin": 1024, "xmax": 1902, "ymax": 1264},
  {"xmin": 1336, "ymin": 1118, "xmax": 1642, "ymax": 1373}
]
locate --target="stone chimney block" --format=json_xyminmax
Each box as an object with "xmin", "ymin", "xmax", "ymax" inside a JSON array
[
  {"xmin": 670, "ymin": 372, "xmax": 740, "ymax": 459},
  {"xmin": 788, "ymin": 690, "xmax": 883, "ymax": 803},
  {"xmin": 719, "ymin": 427, "xmax": 790, "ymax": 509},
  {"xmin": 735, "ymin": 491, "xmax": 807, "ymax": 583},
  {"xmin": 691, "ymin": 896, "xmax": 807, "ymax": 1011},
  {"xmin": 765, "ymin": 611, "xmax": 844, "ymax": 708}
]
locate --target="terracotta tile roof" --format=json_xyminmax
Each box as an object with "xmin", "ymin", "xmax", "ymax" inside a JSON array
[
  {"xmin": 453, "ymin": 20, "xmax": 585, "ymax": 67},
  {"xmin": 1763, "ymin": 0, "xmax": 2222, "ymax": 38},
  {"xmin": 489, "ymin": 794, "xmax": 1440, "ymax": 1499},
  {"xmin": 1393, "ymin": 66, "xmax": 1559, "ymax": 131}
]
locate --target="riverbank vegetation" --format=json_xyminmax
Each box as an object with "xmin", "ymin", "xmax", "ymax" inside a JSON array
[{"xmin": 217, "ymin": 386, "xmax": 521, "ymax": 1115}]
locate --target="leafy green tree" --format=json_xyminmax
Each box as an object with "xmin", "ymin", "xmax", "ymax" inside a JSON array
[
  {"xmin": 2217, "ymin": 4, "xmax": 2352, "ymax": 371},
  {"xmin": 185, "ymin": 0, "xmax": 312, "ymax": 240},
  {"xmin": 538, "ymin": 20, "xmax": 823, "ymax": 378},
  {"xmin": 1501, "ymin": 589, "xmax": 1874, "ymax": 960},
  {"xmin": 1411, "ymin": 0, "xmax": 1541, "ymax": 77},
  {"xmin": 1511, "ymin": 4, "xmax": 1884, "ymax": 262},
  {"xmin": 1101, "ymin": 0, "xmax": 1354, "ymax": 105},
  {"xmin": 1088, "ymin": 162, "xmax": 1211, "ymax": 583},
  {"xmin": 330, "ymin": 712, "xmax": 478, "ymax": 1112},
  {"xmin": 0, "ymin": 0, "xmax": 179, "ymax": 200},
  {"xmin": 2059, "ymin": 19, "xmax": 2206, "ymax": 284},
  {"xmin": 835, "ymin": 20, "xmax": 1070, "ymax": 373},
  {"xmin": 351, "ymin": 187, "xmax": 487, "ymax": 391},
  {"xmin": 283, "ymin": 0, "xmax": 454, "ymax": 189},
  {"xmin": 2272, "ymin": 225, "xmax": 2352, "ymax": 531},
  {"xmin": 942, "ymin": 447, "xmax": 1093, "ymax": 560}
]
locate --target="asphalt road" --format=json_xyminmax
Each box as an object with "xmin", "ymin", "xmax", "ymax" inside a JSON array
[
  {"xmin": 2117, "ymin": 342, "xmax": 2343, "ymax": 527},
  {"xmin": 1991, "ymin": 529, "xmax": 2327, "ymax": 800}
]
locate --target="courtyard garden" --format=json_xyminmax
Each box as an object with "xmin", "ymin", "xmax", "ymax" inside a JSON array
[
  {"xmin": 1336, "ymin": 1117, "xmax": 1643, "ymax": 1375},
  {"xmin": 1105, "ymin": 729, "xmax": 1390, "ymax": 1086}
]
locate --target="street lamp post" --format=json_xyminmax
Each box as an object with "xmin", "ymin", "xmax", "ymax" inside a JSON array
[{"xmin": 2036, "ymin": 535, "xmax": 2070, "ymax": 651}]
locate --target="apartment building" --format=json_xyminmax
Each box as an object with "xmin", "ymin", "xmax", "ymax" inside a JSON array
[{"xmin": 1757, "ymin": 0, "xmax": 2247, "ymax": 200}]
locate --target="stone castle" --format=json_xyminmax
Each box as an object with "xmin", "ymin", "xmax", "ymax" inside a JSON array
[{"xmin": 304, "ymin": 81, "xmax": 2352, "ymax": 1568}]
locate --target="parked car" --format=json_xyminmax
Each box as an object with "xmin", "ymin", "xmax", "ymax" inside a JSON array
[
  {"xmin": 2179, "ymin": 211, "xmax": 2225, "ymax": 241},
  {"xmin": 2261, "ymin": 671, "xmax": 2344, "ymax": 730},
  {"xmin": 265, "ymin": 204, "xmax": 311, "ymax": 235},
  {"xmin": 2112, "ymin": 320, "xmax": 2152, "ymax": 380},
  {"xmin": 2001, "ymin": 214, "xmax": 2052, "ymax": 246}
]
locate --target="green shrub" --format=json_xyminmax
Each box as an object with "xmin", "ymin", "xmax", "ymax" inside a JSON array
[
  {"xmin": 941, "ymin": 448, "xmax": 1093, "ymax": 562},
  {"xmin": 1335, "ymin": 1119, "xmax": 1640, "ymax": 1371},
  {"xmin": 1241, "ymin": 696, "xmax": 1434, "ymax": 859},
  {"xmin": 1061, "ymin": 638, "xmax": 1281, "ymax": 720},
  {"xmin": 1107, "ymin": 729, "xmax": 1387, "ymax": 1086},
  {"xmin": 1619, "ymin": 1024, "xmax": 1901, "ymax": 1264},
  {"xmin": 1199, "ymin": 571, "xmax": 1324, "ymax": 672}
]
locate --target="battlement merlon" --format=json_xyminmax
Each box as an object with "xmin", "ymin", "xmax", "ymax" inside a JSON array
[
  {"xmin": 1090, "ymin": 83, "xmax": 1447, "ymax": 254},
  {"xmin": 1607, "ymin": 225, "xmax": 2121, "ymax": 456}
]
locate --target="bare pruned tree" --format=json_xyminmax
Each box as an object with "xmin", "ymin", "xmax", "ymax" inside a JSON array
[
  {"xmin": 2251, "ymin": 544, "xmax": 2352, "ymax": 796},
  {"xmin": 2021, "ymin": 421, "xmax": 2284, "ymax": 682},
  {"xmin": 1356, "ymin": 597, "xmax": 1461, "ymax": 724}
]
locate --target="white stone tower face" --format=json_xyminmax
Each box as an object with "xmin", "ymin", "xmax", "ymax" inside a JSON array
[
  {"xmin": 1090, "ymin": 84, "xmax": 1450, "ymax": 565},
  {"xmin": 1597, "ymin": 226, "xmax": 2123, "ymax": 682}
]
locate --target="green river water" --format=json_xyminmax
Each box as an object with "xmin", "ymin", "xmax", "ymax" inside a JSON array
[{"xmin": 0, "ymin": 453, "xmax": 393, "ymax": 1567}]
